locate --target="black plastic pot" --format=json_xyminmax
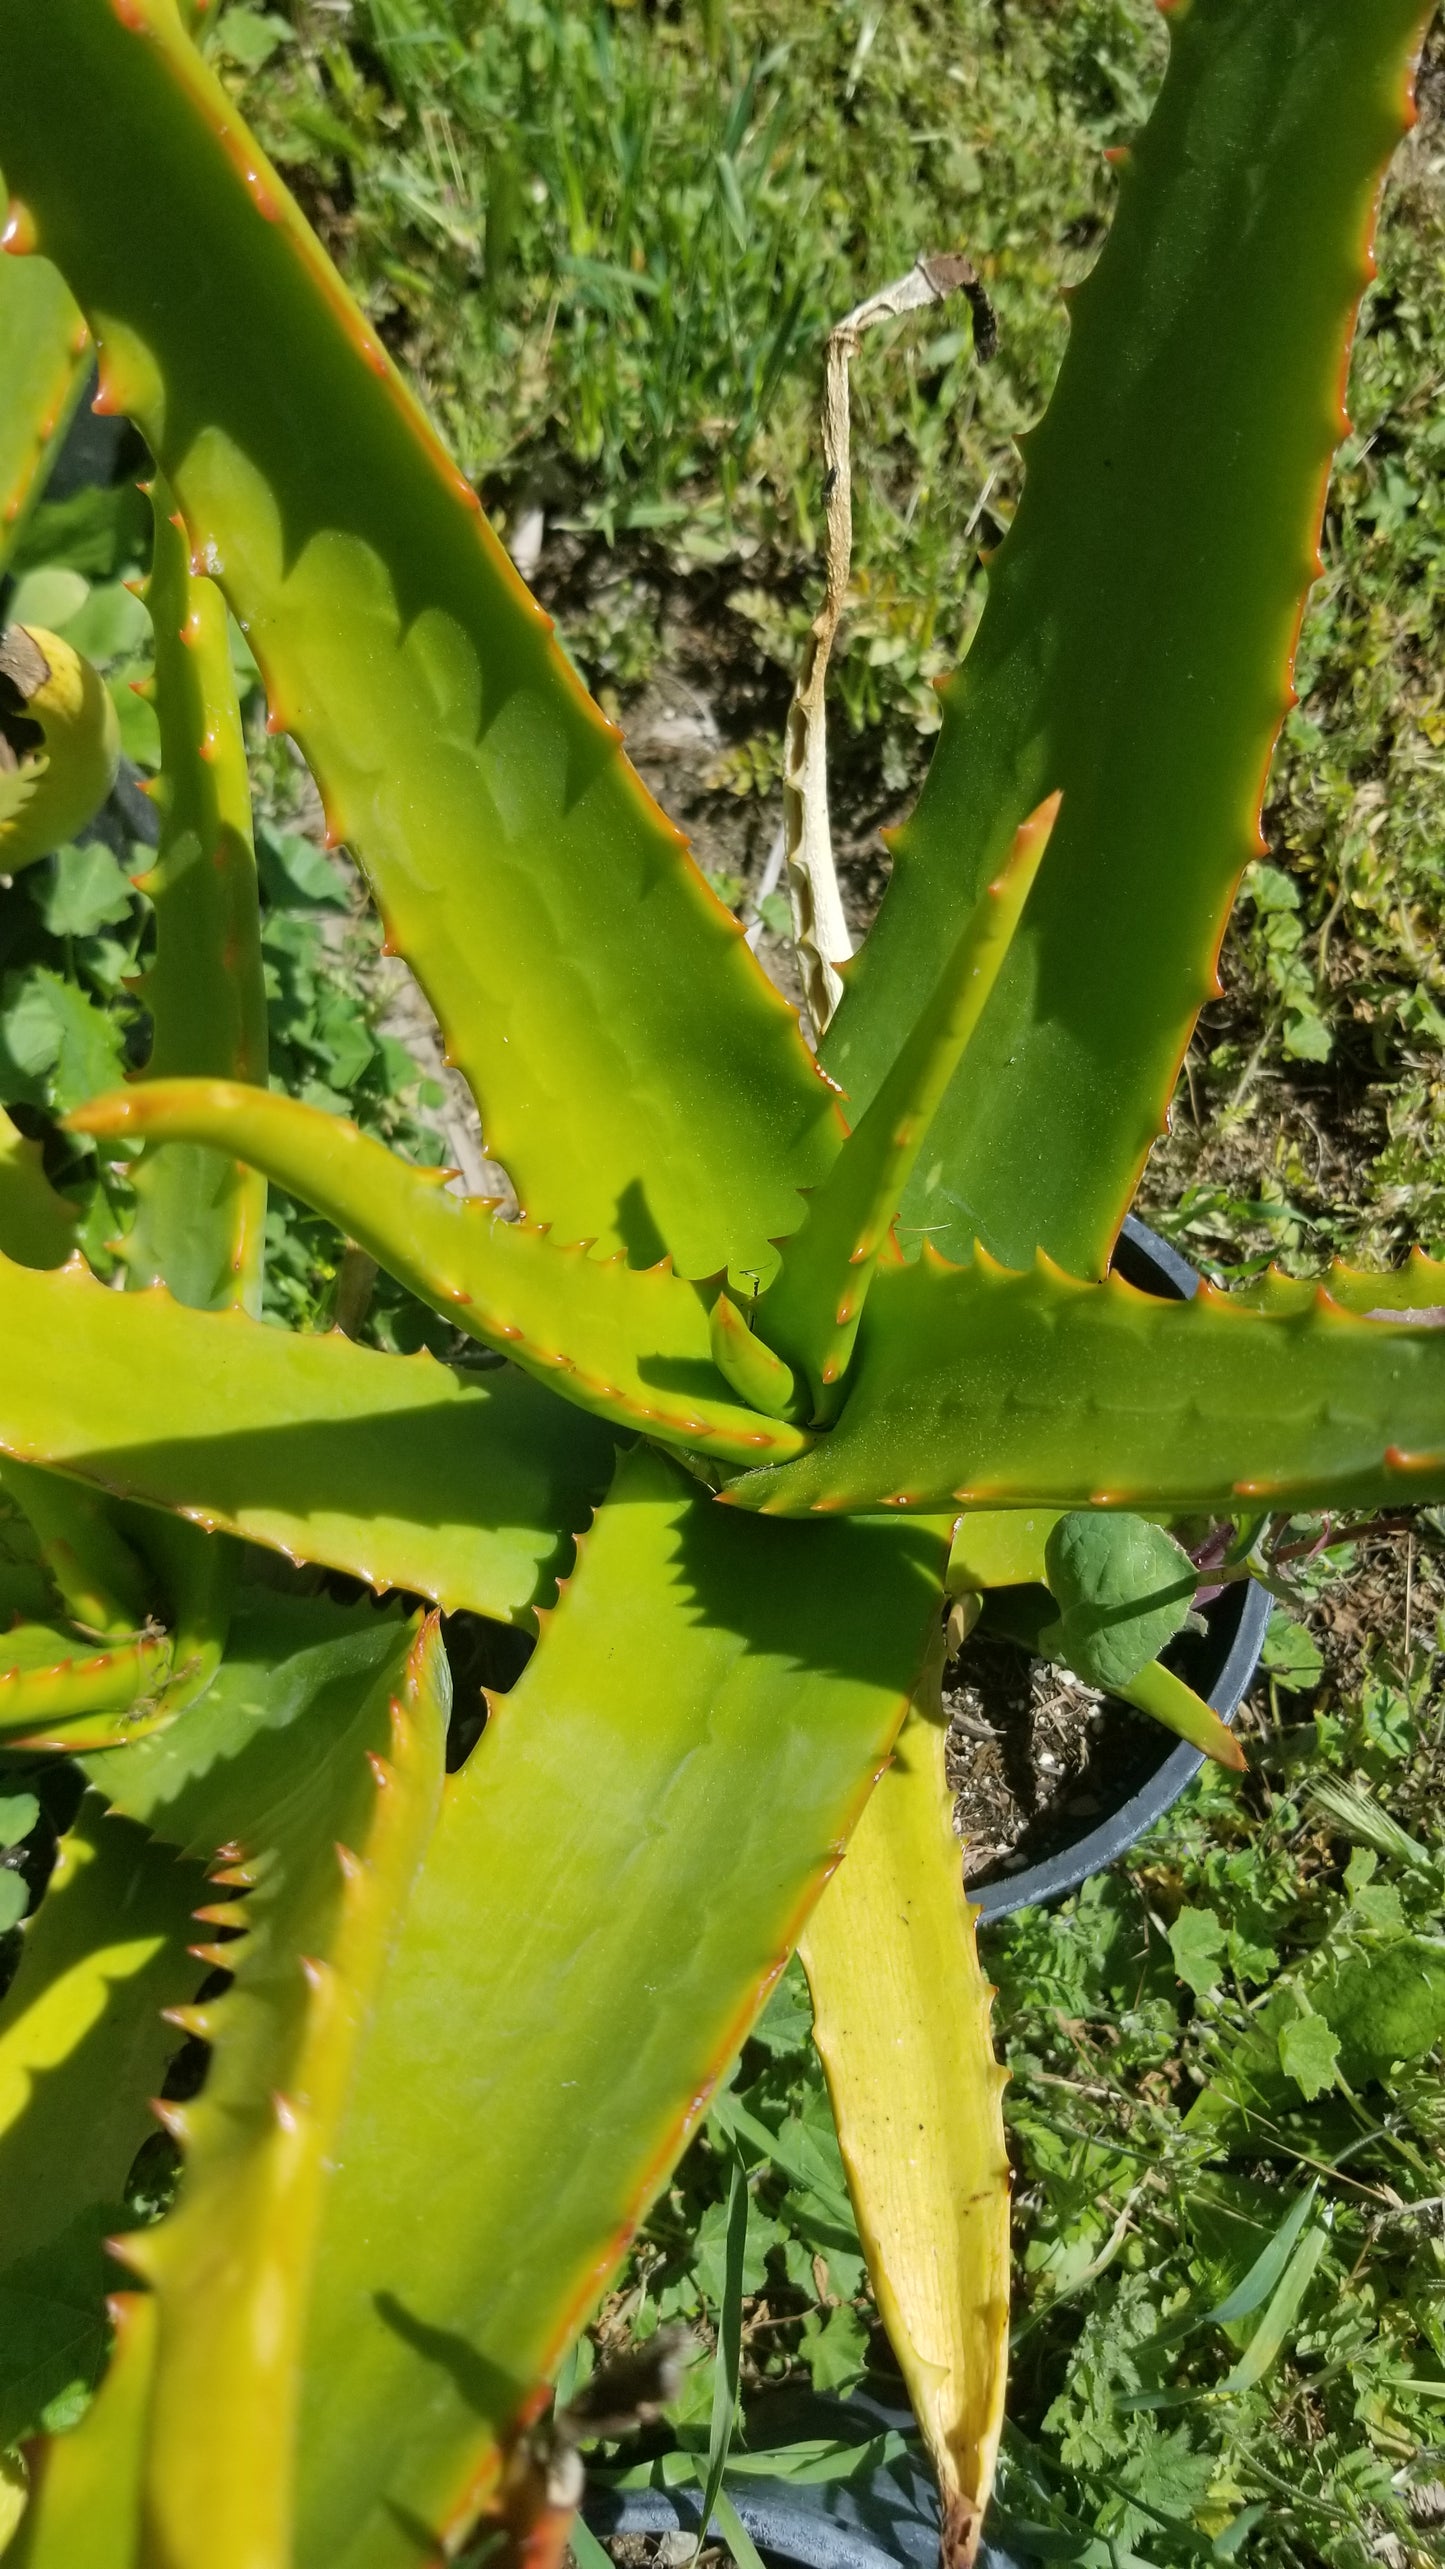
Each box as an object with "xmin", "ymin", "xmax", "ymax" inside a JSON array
[
  {"xmin": 969, "ymin": 1212, "xmax": 1271, "ymax": 1924},
  {"xmin": 586, "ymin": 2480, "xmax": 1019, "ymax": 2569},
  {"xmin": 585, "ymin": 2429, "xmax": 1020, "ymax": 2569}
]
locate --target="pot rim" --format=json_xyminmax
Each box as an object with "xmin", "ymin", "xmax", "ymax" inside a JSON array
[
  {"xmin": 969, "ymin": 1213, "xmax": 1271, "ymax": 1923},
  {"xmin": 585, "ymin": 2474, "xmax": 1022, "ymax": 2569}
]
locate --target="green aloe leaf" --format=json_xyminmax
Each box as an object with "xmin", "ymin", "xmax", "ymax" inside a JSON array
[
  {"xmin": 0, "ymin": 1793, "xmax": 200, "ymax": 2459},
  {"xmin": 709, "ymin": 1288, "xmax": 799, "ymax": 1421},
  {"xmin": 0, "ymin": 1481, "xmax": 240, "ymax": 1754},
  {"xmin": 114, "ymin": 1602, "xmax": 445, "ymax": 2569},
  {"xmin": 292, "ymin": 1447, "xmax": 947, "ymax": 2567},
  {"xmin": 945, "ymin": 1509, "xmax": 1060, "ymax": 1594},
  {"xmin": 725, "ymin": 1253, "xmax": 1445, "ymax": 1518},
  {"xmin": 0, "ymin": 241, "xmax": 88, "ymax": 577},
  {"xmin": 80, "ymin": 1583, "xmax": 408, "ymax": 1846},
  {"xmin": 0, "ymin": 0, "xmax": 839, "ymax": 1283},
  {"xmin": 0, "ymin": 1244, "xmax": 615, "ymax": 1623},
  {"xmin": 0, "ymin": 1626, "xmax": 174, "ymax": 1751},
  {"xmin": 72, "ymin": 1080, "xmax": 811, "ymax": 1467},
  {"xmin": 760, "ymin": 797, "xmax": 1057, "ymax": 1417},
  {"xmin": 0, "ymin": 1455, "xmax": 149, "ymax": 1637},
  {"xmin": 0, "ymin": 1794, "xmax": 202, "ymax": 2272},
  {"xmin": 822, "ymin": 0, "xmax": 1429, "ymax": 1276},
  {"xmin": 7, "ymin": 2291, "xmax": 155, "ymax": 2569},
  {"xmin": 126, "ymin": 479, "xmax": 268, "ymax": 1313},
  {"xmin": 0, "ymin": 1109, "xmax": 77, "ymax": 1270}
]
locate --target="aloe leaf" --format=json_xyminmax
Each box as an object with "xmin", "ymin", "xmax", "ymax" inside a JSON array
[
  {"xmin": 822, "ymin": 0, "xmax": 1430, "ymax": 1276},
  {"xmin": 0, "ymin": 1109, "xmax": 78, "ymax": 1270},
  {"xmin": 0, "ymin": 1456, "xmax": 149, "ymax": 1638},
  {"xmin": 0, "ymin": 1247, "xmax": 614, "ymax": 1622},
  {"xmin": 0, "ymin": 1492, "xmax": 240, "ymax": 1755},
  {"xmin": 0, "ymin": 1500, "xmax": 53, "ymax": 1628},
  {"xmin": 0, "ymin": 1521, "xmax": 239, "ymax": 1752},
  {"xmin": 0, "ymin": 0, "xmax": 839, "ymax": 1282},
  {"xmin": 116, "ymin": 1606, "xmax": 446, "ymax": 2569},
  {"xmin": 71, "ymin": 1081, "xmax": 812, "ymax": 1467},
  {"xmin": 0, "ymin": 625, "xmax": 120, "ymax": 872},
  {"xmin": 126, "ymin": 479, "xmax": 267, "ymax": 1314},
  {"xmin": 946, "ymin": 1510, "xmax": 1060, "ymax": 1594},
  {"xmin": 79, "ymin": 1583, "xmax": 408, "ymax": 1848},
  {"xmin": 126, "ymin": 1504, "xmax": 241, "ymax": 1732},
  {"xmin": 0, "ymin": 242, "xmax": 88, "ymax": 577},
  {"xmin": 761, "ymin": 797, "xmax": 1057, "ymax": 1415},
  {"xmin": 7, "ymin": 2290, "xmax": 155, "ymax": 2569},
  {"xmin": 1235, "ymin": 1249, "xmax": 1445, "ymax": 1319},
  {"xmin": 292, "ymin": 1448, "xmax": 947, "ymax": 2566},
  {"xmin": 725, "ymin": 1254, "xmax": 1445, "ymax": 1518},
  {"xmin": 1116, "ymin": 1654, "xmax": 1245, "ymax": 1773},
  {"xmin": 0, "ymin": 1795, "xmax": 203, "ymax": 2273},
  {"xmin": 799, "ymin": 1670, "xmax": 1011, "ymax": 2569},
  {"xmin": 709, "ymin": 1289, "xmax": 799, "ymax": 1421},
  {"xmin": 0, "ymin": 1628, "xmax": 175, "ymax": 1750}
]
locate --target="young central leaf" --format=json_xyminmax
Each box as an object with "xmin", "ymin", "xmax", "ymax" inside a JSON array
[{"xmin": 757, "ymin": 796, "xmax": 1058, "ymax": 1417}]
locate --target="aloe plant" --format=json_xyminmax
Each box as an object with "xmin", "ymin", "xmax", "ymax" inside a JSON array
[{"xmin": 0, "ymin": 0, "xmax": 1435, "ymax": 2562}]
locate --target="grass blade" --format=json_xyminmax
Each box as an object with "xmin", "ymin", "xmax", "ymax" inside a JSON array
[{"xmin": 696, "ymin": 2148, "xmax": 749, "ymax": 2557}]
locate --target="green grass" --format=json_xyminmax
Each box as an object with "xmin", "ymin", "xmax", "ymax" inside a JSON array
[{"xmin": 234, "ymin": 0, "xmax": 1163, "ymax": 794}]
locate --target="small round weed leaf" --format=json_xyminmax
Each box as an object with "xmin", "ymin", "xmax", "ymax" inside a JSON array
[{"xmin": 1042, "ymin": 1511, "xmax": 1195, "ymax": 1690}]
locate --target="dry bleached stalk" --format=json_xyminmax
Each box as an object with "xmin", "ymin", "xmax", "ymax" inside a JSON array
[{"xmin": 784, "ymin": 252, "xmax": 996, "ymax": 1038}]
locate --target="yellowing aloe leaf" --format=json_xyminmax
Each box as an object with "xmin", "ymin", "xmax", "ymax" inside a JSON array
[
  {"xmin": 71, "ymin": 1082, "xmax": 811, "ymax": 1467},
  {"xmin": 0, "ymin": 1247, "xmax": 614, "ymax": 1623},
  {"xmin": 799, "ymin": 1677, "xmax": 1010, "ymax": 2569},
  {"xmin": 292, "ymin": 1450, "xmax": 948, "ymax": 2567},
  {"xmin": 7, "ymin": 2290, "xmax": 155, "ymax": 2569},
  {"xmin": 0, "ymin": 625, "xmax": 120, "ymax": 873},
  {"xmin": 1235, "ymin": 1248, "xmax": 1445, "ymax": 1318},
  {"xmin": 1118, "ymin": 1654, "xmax": 1245, "ymax": 1773}
]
